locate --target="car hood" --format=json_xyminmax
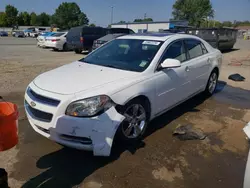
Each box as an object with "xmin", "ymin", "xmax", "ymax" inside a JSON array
[{"xmin": 34, "ymin": 61, "xmax": 139, "ymax": 95}]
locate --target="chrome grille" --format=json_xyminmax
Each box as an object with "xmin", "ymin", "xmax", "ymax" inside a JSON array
[
  {"xmin": 27, "ymin": 88, "xmax": 60, "ymax": 107},
  {"xmin": 25, "ymin": 100, "xmax": 53, "ymax": 122}
]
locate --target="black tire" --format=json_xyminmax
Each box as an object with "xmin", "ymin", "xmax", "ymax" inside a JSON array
[
  {"xmin": 117, "ymin": 98, "xmax": 149, "ymax": 143},
  {"xmin": 74, "ymin": 49, "xmax": 82, "ymax": 54},
  {"xmin": 63, "ymin": 43, "xmax": 68, "ymax": 51},
  {"xmin": 53, "ymin": 48, "xmax": 58, "ymax": 51},
  {"xmin": 88, "ymin": 47, "xmax": 92, "ymax": 53},
  {"xmin": 204, "ymin": 69, "xmax": 218, "ymax": 96}
]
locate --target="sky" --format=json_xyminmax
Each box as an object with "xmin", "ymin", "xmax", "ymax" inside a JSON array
[{"xmin": 0, "ymin": 0, "xmax": 250, "ymax": 27}]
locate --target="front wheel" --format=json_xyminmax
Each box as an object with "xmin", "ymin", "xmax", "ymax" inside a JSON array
[
  {"xmin": 204, "ymin": 70, "xmax": 218, "ymax": 96},
  {"xmin": 74, "ymin": 49, "xmax": 82, "ymax": 54},
  {"xmin": 117, "ymin": 99, "xmax": 149, "ymax": 142},
  {"xmin": 63, "ymin": 43, "xmax": 68, "ymax": 51}
]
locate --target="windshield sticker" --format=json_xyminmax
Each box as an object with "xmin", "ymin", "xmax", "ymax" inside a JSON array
[
  {"xmin": 142, "ymin": 41, "xmax": 160, "ymax": 45},
  {"xmin": 139, "ymin": 61, "xmax": 148, "ymax": 67}
]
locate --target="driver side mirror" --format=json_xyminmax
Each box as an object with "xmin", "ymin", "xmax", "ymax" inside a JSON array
[{"xmin": 161, "ymin": 59, "xmax": 181, "ymax": 69}]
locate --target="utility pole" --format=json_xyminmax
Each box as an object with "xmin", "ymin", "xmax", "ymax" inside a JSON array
[{"xmin": 111, "ymin": 6, "xmax": 114, "ymax": 25}]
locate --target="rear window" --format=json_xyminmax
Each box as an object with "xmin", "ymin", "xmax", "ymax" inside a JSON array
[
  {"xmin": 52, "ymin": 32, "xmax": 65, "ymax": 37},
  {"xmin": 67, "ymin": 27, "xmax": 82, "ymax": 37},
  {"xmin": 82, "ymin": 27, "xmax": 106, "ymax": 35}
]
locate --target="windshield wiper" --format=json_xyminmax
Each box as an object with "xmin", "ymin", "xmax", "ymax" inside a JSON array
[{"xmin": 103, "ymin": 64, "xmax": 119, "ymax": 69}]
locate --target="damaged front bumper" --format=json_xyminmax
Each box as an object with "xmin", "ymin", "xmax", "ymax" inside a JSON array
[{"xmin": 25, "ymin": 103, "xmax": 125, "ymax": 156}]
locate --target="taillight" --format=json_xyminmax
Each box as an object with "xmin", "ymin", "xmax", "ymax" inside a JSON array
[
  {"xmin": 80, "ymin": 37, "xmax": 84, "ymax": 43},
  {"xmin": 51, "ymin": 39, "xmax": 60, "ymax": 42}
]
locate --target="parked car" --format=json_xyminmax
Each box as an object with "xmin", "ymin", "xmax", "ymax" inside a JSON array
[
  {"xmin": 24, "ymin": 33, "xmax": 222, "ymax": 156},
  {"xmin": 66, "ymin": 26, "xmax": 106, "ymax": 53},
  {"xmin": 67, "ymin": 27, "xmax": 134, "ymax": 53},
  {"xmin": 92, "ymin": 28, "xmax": 135, "ymax": 50},
  {"xmin": 30, "ymin": 32, "xmax": 38, "ymax": 38},
  {"xmin": 12, "ymin": 31, "xmax": 17, "ymax": 36},
  {"xmin": 44, "ymin": 32, "xmax": 68, "ymax": 51},
  {"xmin": 37, "ymin": 32, "xmax": 55, "ymax": 47},
  {"xmin": 15, "ymin": 31, "xmax": 25, "ymax": 38},
  {"xmin": 24, "ymin": 28, "xmax": 36, "ymax": 37},
  {"xmin": 0, "ymin": 31, "xmax": 8, "ymax": 37}
]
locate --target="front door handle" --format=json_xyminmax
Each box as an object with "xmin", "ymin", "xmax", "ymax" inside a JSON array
[{"xmin": 185, "ymin": 66, "xmax": 190, "ymax": 72}]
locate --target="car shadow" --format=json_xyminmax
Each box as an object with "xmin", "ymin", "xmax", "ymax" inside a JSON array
[
  {"xmin": 21, "ymin": 82, "xmax": 226, "ymax": 188},
  {"xmin": 221, "ymin": 48, "xmax": 239, "ymax": 54}
]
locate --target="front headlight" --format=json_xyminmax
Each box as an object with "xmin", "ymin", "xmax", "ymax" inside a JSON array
[{"xmin": 66, "ymin": 95, "xmax": 113, "ymax": 117}]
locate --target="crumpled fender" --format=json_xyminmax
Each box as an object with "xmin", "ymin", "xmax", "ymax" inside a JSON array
[{"xmin": 91, "ymin": 107, "xmax": 125, "ymax": 156}]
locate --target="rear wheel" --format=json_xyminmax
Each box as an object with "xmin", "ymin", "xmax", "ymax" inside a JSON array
[
  {"xmin": 74, "ymin": 49, "xmax": 82, "ymax": 54},
  {"xmin": 63, "ymin": 43, "xmax": 68, "ymax": 51},
  {"xmin": 204, "ymin": 70, "xmax": 218, "ymax": 96},
  {"xmin": 117, "ymin": 99, "xmax": 149, "ymax": 142}
]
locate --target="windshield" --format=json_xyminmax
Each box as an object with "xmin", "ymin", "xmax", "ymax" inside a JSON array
[{"xmin": 81, "ymin": 39, "xmax": 163, "ymax": 72}]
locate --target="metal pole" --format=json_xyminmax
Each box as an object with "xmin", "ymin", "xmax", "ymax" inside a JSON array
[{"xmin": 111, "ymin": 6, "xmax": 114, "ymax": 25}]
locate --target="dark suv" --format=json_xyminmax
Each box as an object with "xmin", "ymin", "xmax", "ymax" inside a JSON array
[{"xmin": 66, "ymin": 26, "xmax": 134, "ymax": 54}]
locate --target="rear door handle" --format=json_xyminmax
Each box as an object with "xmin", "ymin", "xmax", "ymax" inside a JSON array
[{"xmin": 185, "ymin": 66, "xmax": 190, "ymax": 72}]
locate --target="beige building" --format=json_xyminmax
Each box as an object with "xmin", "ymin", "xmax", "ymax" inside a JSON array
[{"xmin": 111, "ymin": 20, "xmax": 188, "ymax": 33}]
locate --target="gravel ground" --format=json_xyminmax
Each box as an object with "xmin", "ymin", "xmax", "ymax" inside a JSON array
[{"xmin": 0, "ymin": 37, "xmax": 250, "ymax": 188}]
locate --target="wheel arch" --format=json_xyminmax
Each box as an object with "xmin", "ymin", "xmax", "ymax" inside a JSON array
[
  {"xmin": 115, "ymin": 94, "xmax": 152, "ymax": 120},
  {"xmin": 212, "ymin": 66, "xmax": 219, "ymax": 76}
]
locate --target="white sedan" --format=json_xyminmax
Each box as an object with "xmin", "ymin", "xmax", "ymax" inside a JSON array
[
  {"xmin": 24, "ymin": 33, "xmax": 222, "ymax": 156},
  {"xmin": 44, "ymin": 32, "xmax": 68, "ymax": 51}
]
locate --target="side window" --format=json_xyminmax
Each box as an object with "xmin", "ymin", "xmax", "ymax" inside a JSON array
[
  {"xmin": 161, "ymin": 40, "xmax": 187, "ymax": 62},
  {"xmin": 185, "ymin": 39, "xmax": 204, "ymax": 59},
  {"xmin": 129, "ymin": 29, "xmax": 135, "ymax": 34},
  {"xmin": 201, "ymin": 42, "xmax": 208, "ymax": 54}
]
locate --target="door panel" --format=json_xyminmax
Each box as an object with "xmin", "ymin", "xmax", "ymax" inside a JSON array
[
  {"xmin": 155, "ymin": 66, "xmax": 190, "ymax": 113},
  {"xmin": 154, "ymin": 40, "xmax": 192, "ymax": 113},
  {"xmin": 184, "ymin": 39, "xmax": 211, "ymax": 92}
]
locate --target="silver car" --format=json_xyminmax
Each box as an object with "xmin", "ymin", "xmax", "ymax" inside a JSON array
[{"xmin": 15, "ymin": 31, "xmax": 25, "ymax": 38}]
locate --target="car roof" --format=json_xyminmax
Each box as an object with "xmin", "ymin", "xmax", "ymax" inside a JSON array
[
  {"xmin": 118, "ymin": 32, "xmax": 176, "ymax": 41},
  {"xmin": 118, "ymin": 32, "xmax": 199, "ymax": 41}
]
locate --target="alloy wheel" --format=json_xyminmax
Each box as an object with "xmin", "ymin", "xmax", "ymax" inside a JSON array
[
  {"xmin": 122, "ymin": 104, "xmax": 147, "ymax": 139},
  {"xmin": 208, "ymin": 72, "xmax": 217, "ymax": 94}
]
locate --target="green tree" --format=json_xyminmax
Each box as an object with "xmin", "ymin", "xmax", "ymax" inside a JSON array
[
  {"xmin": 172, "ymin": 0, "xmax": 214, "ymax": 27},
  {"xmin": 5, "ymin": 5, "xmax": 18, "ymax": 26},
  {"xmin": 17, "ymin": 12, "xmax": 24, "ymax": 25},
  {"xmin": 118, "ymin": 20, "xmax": 126, "ymax": 23},
  {"xmin": 222, "ymin": 21, "xmax": 233, "ymax": 27},
  {"xmin": 134, "ymin": 18, "xmax": 153, "ymax": 22},
  {"xmin": 144, "ymin": 18, "xmax": 153, "ymax": 22},
  {"xmin": 23, "ymin": 12, "xmax": 30, "ymax": 26},
  {"xmin": 36, "ymin": 12, "xmax": 50, "ymax": 26},
  {"xmin": 30, "ymin": 12, "xmax": 37, "ymax": 26},
  {"xmin": 234, "ymin": 20, "xmax": 250, "ymax": 27},
  {"xmin": 200, "ymin": 20, "xmax": 222, "ymax": 28},
  {"xmin": 134, "ymin": 19, "xmax": 143, "ymax": 22},
  {"xmin": 78, "ymin": 12, "xmax": 89, "ymax": 26},
  {"xmin": 89, "ymin": 23, "xmax": 96, "ymax": 27},
  {"xmin": 0, "ymin": 12, "xmax": 7, "ymax": 27},
  {"xmin": 52, "ymin": 2, "xmax": 89, "ymax": 29}
]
